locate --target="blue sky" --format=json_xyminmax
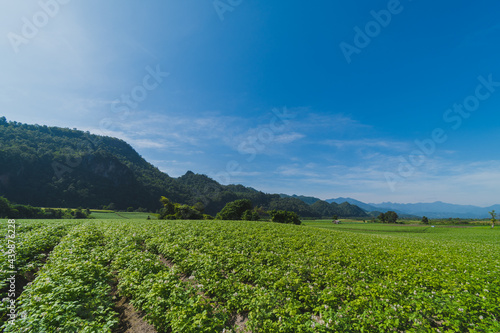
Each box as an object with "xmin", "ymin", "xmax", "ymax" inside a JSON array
[{"xmin": 1, "ymin": 0, "xmax": 500, "ymax": 206}]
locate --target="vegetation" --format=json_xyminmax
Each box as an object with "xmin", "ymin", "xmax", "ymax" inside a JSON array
[
  {"xmin": 377, "ymin": 211, "xmax": 399, "ymax": 223},
  {"xmin": 489, "ymin": 210, "xmax": 496, "ymax": 228},
  {"xmin": 158, "ymin": 196, "xmax": 208, "ymax": 220},
  {"xmin": 1, "ymin": 219, "xmax": 499, "ymax": 332},
  {"xmin": 0, "ymin": 220, "xmax": 76, "ymax": 326},
  {"xmin": 268, "ymin": 210, "xmax": 301, "ymax": 225},
  {"xmin": 215, "ymin": 199, "xmax": 253, "ymax": 220},
  {"xmin": 89, "ymin": 210, "xmax": 156, "ymax": 220},
  {"xmin": 0, "ymin": 196, "xmax": 91, "ymax": 219},
  {"xmin": 3, "ymin": 224, "xmax": 118, "ymax": 331}
]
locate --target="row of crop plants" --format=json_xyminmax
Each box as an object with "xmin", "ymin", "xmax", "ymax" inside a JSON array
[
  {"xmin": 2, "ymin": 224, "xmax": 119, "ymax": 332},
  {"xmin": 0, "ymin": 221, "xmax": 78, "ymax": 327}
]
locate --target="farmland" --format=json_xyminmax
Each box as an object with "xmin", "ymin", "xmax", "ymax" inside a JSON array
[{"xmin": 1, "ymin": 219, "xmax": 499, "ymax": 332}]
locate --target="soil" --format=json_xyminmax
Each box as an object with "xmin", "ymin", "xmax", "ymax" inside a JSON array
[
  {"xmin": 111, "ymin": 275, "xmax": 157, "ymax": 333},
  {"xmin": 112, "ymin": 295, "xmax": 157, "ymax": 333},
  {"xmin": 230, "ymin": 312, "xmax": 250, "ymax": 333}
]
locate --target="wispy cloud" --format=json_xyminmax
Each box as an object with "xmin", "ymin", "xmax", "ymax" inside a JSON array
[
  {"xmin": 256, "ymin": 156, "xmax": 500, "ymax": 207},
  {"xmin": 274, "ymin": 132, "xmax": 305, "ymax": 144},
  {"xmin": 295, "ymin": 113, "xmax": 371, "ymax": 132},
  {"xmin": 322, "ymin": 138, "xmax": 410, "ymax": 151}
]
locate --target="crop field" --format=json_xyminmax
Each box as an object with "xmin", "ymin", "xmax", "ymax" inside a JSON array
[
  {"xmin": 0, "ymin": 219, "xmax": 499, "ymax": 332},
  {"xmin": 304, "ymin": 221, "xmax": 500, "ymax": 244},
  {"xmin": 89, "ymin": 211, "xmax": 158, "ymax": 220}
]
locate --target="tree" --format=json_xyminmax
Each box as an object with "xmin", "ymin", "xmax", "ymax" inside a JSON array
[
  {"xmin": 159, "ymin": 196, "xmax": 176, "ymax": 217},
  {"xmin": 242, "ymin": 209, "xmax": 260, "ymax": 221},
  {"xmin": 216, "ymin": 199, "xmax": 253, "ymax": 220},
  {"xmin": 73, "ymin": 208, "xmax": 88, "ymax": 219},
  {"xmin": 175, "ymin": 204, "xmax": 203, "ymax": 220},
  {"xmin": 489, "ymin": 210, "xmax": 497, "ymax": 228},
  {"xmin": 193, "ymin": 202, "xmax": 205, "ymax": 213},
  {"xmin": 422, "ymin": 216, "xmax": 429, "ymax": 225},
  {"xmin": 378, "ymin": 213, "xmax": 387, "ymax": 223},
  {"xmin": 159, "ymin": 196, "xmax": 203, "ymax": 220},
  {"xmin": 268, "ymin": 210, "xmax": 301, "ymax": 225},
  {"xmin": 385, "ymin": 211, "xmax": 398, "ymax": 224},
  {"xmin": 0, "ymin": 197, "xmax": 12, "ymax": 218}
]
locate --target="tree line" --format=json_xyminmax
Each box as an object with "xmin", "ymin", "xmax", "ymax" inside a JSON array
[
  {"xmin": 159, "ymin": 197, "xmax": 301, "ymax": 225},
  {"xmin": 0, "ymin": 196, "xmax": 91, "ymax": 219}
]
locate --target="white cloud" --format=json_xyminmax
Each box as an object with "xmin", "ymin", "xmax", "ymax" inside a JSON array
[
  {"xmin": 322, "ymin": 138, "xmax": 410, "ymax": 151},
  {"xmin": 274, "ymin": 132, "xmax": 305, "ymax": 144}
]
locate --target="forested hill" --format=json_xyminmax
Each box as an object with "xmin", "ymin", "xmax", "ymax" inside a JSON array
[
  {"xmin": 0, "ymin": 118, "xmax": 368, "ymax": 217},
  {"xmin": 0, "ymin": 117, "xmax": 189, "ymax": 211}
]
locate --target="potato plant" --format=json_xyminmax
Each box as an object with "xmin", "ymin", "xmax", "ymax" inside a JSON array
[{"xmin": 0, "ymin": 221, "xmax": 75, "ymax": 326}]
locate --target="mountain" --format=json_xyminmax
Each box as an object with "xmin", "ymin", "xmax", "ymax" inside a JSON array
[
  {"xmin": 279, "ymin": 194, "xmax": 321, "ymax": 205},
  {"xmin": 326, "ymin": 196, "xmax": 497, "ymax": 219},
  {"xmin": 311, "ymin": 200, "xmax": 368, "ymax": 218},
  {"xmin": 368, "ymin": 201, "xmax": 498, "ymax": 219},
  {"xmin": 0, "ymin": 117, "xmax": 191, "ymax": 212},
  {"xmin": 326, "ymin": 197, "xmax": 419, "ymax": 219},
  {"xmin": 326, "ymin": 197, "xmax": 381, "ymax": 212},
  {"xmin": 0, "ymin": 118, "xmax": 368, "ymax": 218}
]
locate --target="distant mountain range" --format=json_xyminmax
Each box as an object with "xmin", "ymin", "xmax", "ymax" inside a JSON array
[
  {"xmin": 277, "ymin": 195, "xmax": 497, "ymax": 219},
  {"xmin": 325, "ymin": 198, "xmax": 496, "ymax": 219}
]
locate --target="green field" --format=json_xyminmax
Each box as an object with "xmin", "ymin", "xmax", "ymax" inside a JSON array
[
  {"xmin": 304, "ymin": 220, "xmax": 500, "ymax": 244},
  {"xmin": 89, "ymin": 210, "xmax": 158, "ymax": 220},
  {"xmin": 0, "ymin": 219, "xmax": 499, "ymax": 332}
]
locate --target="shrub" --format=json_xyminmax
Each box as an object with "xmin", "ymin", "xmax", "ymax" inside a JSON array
[{"xmin": 268, "ymin": 210, "xmax": 301, "ymax": 225}]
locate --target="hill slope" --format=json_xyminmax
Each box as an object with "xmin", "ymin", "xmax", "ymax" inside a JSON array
[{"xmin": 0, "ymin": 118, "xmax": 192, "ymax": 211}]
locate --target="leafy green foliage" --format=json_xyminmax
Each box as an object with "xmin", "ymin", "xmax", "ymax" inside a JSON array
[
  {"xmin": 242, "ymin": 209, "xmax": 260, "ymax": 221},
  {"xmin": 2, "ymin": 223, "xmax": 118, "ymax": 332},
  {"xmin": 158, "ymin": 196, "xmax": 206, "ymax": 220},
  {"xmin": 489, "ymin": 210, "xmax": 497, "ymax": 228},
  {"xmin": 216, "ymin": 199, "xmax": 253, "ymax": 220},
  {"xmin": 0, "ymin": 196, "xmax": 90, "ymax": 219},
  {"xmin": 268, "ymin": 210, "xmax": 302, "ymax": 225},
  {"xmin": 378, "ymin": 211, "xmax": 399, "ymax": 223},
  {"xmin": 0, "ymin": 222, "xmax": 73, "ymax": 326}
]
